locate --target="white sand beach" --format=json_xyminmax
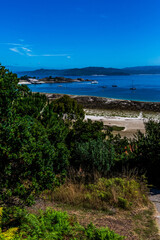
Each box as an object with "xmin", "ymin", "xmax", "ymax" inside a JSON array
[{"xmin": 85, "ymin": 114, "xmax": 146, "ymax": 138}]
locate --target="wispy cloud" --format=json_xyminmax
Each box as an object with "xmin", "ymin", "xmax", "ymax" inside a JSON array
[
  {"xmin": 0, "ymin": 42, "xmax": 22, "ymax": 46},
  {"xmin": 21, "ymin": 47, "xmax": 32, "ymax": 52},
  {"xmin": 9, "ymin": 47, "xmax": 24, "ymax": 55},
  {"xmin": 25, "ymin": 53, "xmax": 69, "ymax": 57},
  {"xmin": 41, "ymin": 54, "xmax": 68, "ymax": 57},
  {"xmin": 9, "ymin": 45, "xmax": 32, "ymax": 55},
  {"xmin": 1, "ymin": 41, "xmax": 70, "ymax": 58}
]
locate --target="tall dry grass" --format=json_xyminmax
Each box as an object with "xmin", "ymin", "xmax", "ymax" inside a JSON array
[{"xmin": 44, "ymin": 168, "xmax": 149, "ymax": 211}]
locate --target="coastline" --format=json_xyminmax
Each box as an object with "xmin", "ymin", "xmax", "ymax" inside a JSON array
[
  {"xmin": 34, "ymin": 92, "xmax": 160, "ymax": 138},
  {"xmin": 38, "ymin": 92, "xmax": 160, "ymax": 112}
]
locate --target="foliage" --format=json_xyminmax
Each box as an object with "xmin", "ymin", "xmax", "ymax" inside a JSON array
[
  {"xmin": 1, "ymin": 207, "xmax": 124, "ymax": 240},
  {"xmin": 0, "ymin": 64, "xmax": 19, "ymax": 121},
  {"xmin": 0, "ymin": 65, "xmax": 71, "ymax": 204},
  {"xmin": 14, "ymin": 92, "xmax": 48, "ymax": 118},
  {"xmin": 52, "ymin": 177, "xmax": 148, "ymax": 210},
  {"xmin": 40, "ymin": 102, "xmax": 70, "ymax": 174},
  {"xmin": 87, "ymin": 177, "xmax": 148, "ymax": 209},
  {"xmin": 0, "ymin": 116, "xmax": 57, "ymax": 204},
  {"xmin": 68, "ymin": 119, "xmax": 106, "ymax": 145},
  {"xmin": 40, "ymin": 102, "xmax": 69, "ymax": 145},
  {"xmin": 66, "ymin": 118, "xmax": 108, "ymax": 172},
  {"xmin": 52, "ymin": 95, "xmax": 85, "ymax": 121},
  {"xmin": 19, "ymin": 75, "xmax": 36, "ymax": 80},
  {"xmin": 73, "ymin": 138, "xmax": 115, "ymax": 175},
  {"xmin": 14, "ymin": 209, "xmax": 74, "ymax": 239},
  {"xmin": 84, "ymin": 223, "xmax": 125, "ymax": 240},
  {"xmin": 0, "ymin": 207, "xmax": 18, "ymax": 240},
  {"xmin": 127, "ymin": 120, "xmax": 160, "ymax": 186},
  {"xmin": 19, "ymin": 75, "xmax": 29, "ymax": 80},
  {"xmin": 104, "ymin": 125, "xmax": 125, "ymax": 132}
]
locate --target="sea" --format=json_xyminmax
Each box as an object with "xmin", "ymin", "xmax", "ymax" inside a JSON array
[{"xmin": 26, "ymin": 74, "xmax": 160, "ymax": 102}]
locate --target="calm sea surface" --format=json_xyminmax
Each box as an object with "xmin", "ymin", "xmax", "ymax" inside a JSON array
[{"xmin": 27, "ymin": 74, "xmax": 160, "ymax": 102}]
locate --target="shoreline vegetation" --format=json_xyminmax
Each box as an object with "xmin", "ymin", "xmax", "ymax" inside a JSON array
[
  {"xmin": 39, "ymin": 92, "xmax": 160, "ymax": 112},
  {"xmin": 19, "ymin": 76, "xmax": 93, "ymax": 84},
  {"xmin": 1, "ymin": 65, "xmax": 160, "ymax": 239},
  {"xmin": 18, "ymin": 76, "xmax": 160, "ymax": 108},
  {"xmin": 37, "ymin": 93, "xmax": 160, "ymax": 138}
]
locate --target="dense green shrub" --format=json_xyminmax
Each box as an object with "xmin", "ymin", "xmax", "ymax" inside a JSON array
[
  {"xmin": 40, "ymin": 103, "xmax": 69, "ymax": 145},
  {"xmin": 73, "ymin": 138, "xmax": 115, "ymax": 175},
  {"xmin": 0, "ymin": 116, "xmax": 56, "ymax": 204},
  {"xmin": 0, "ymin": 207, "xmax": 19, "ymax": 240},
  {"xmin": 88, "ymin": 177, "xmax": 147, "ymax": 209},
  {"xmin": 1, "ymin": 208, "xmax": 125, "ymax": 240},
  {"xmin": 52, "ymin": 95, "xmax": 85, "ymax": 121},
  {"xmin": 84, "ymin": 223, "xmax": 125, "ymax": 240},
  {"xmin": 67, "ymin": 119, "xmax": 106, "ymax": 146},
  {"xmin": 0, "ymin": 64, "xmax": 19, "ymax": 121},
  {"xmin": 127, "ymin": 120, "xmax": 160, "ymax": 186},
  {"xmin": 0, "ymin": 65, "xmax": 72, "ymax": 204},
  {"xmin": 15, "ymin": 92, "xmax": 48, "ymax": 118}
]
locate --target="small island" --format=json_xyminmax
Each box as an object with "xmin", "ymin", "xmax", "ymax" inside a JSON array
[{"xmin": 18, "ymin": 76, "xmax": 93, "ymax": 84}]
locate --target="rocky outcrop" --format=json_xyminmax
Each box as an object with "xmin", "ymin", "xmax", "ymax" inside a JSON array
[
  {"xmin": 41, "ymin": 93, "xmax": 160, "ymax": 112},
  {"xmin": 39, "ymin": 77, "xmax": 87, "ymax": 83}
]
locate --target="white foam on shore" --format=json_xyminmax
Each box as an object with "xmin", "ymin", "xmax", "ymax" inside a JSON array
[{"xmin": 85, "ymin": 115, "xmax": 144, "ymax": 122}]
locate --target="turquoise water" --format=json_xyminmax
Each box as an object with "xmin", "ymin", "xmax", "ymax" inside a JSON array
[{"xmin": 27, "ymin": 74, "xmax": 160, "ymax": 102}]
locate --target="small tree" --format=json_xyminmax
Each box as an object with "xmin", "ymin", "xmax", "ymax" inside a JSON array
[
  {"xmin": 73, "ymin": 138, "xmax": 115, "ymax": 175},
  {"xmin": 0, "ymin": 64, "xmax": 19, "ymax": 121},
  {"xmin": 127, "ymin": 120, "xmax": 160, "ymax": 186},
  {"xmin": 0, "ymin": 116, "xmax": 56, "ymax": 205},
  {"xmin": 52, "ymin": 95, "xmax": 85, "ymax": 121}
]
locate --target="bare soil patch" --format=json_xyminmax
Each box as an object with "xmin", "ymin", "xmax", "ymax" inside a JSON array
[{"xmin": 27, "ymin": 199, "xmax": 159, "ymax": 240}]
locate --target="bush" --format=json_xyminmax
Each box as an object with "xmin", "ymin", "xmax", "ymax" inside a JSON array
[
  {"xmin": 67, "ymin": 119, "xmax": 106, "ymax": 147},
  {"xmin": 15, "ymin": 92, "xmax": 48, "ymax": 118},
  {"xmin": 73, "ymin": 138, "xmax": 115, "ymax": 175},
  {"xmin": 127, "ymin": 120, "xmax": 160, "ymax": 186},
  {"xmin": 52, "ymin": 177, "xmax": 148, "ymax": 210},
  {"xmin": 84, "ymin": 223, "xmax": 125, "ymax": 240},
  {"xmin": 1, "ymin": 208, "xmax": 125, "ymax": 240},
  {"xmin": 0, "ymin": 207, "xmax": 18, "ymax": 240},
  {"xmin": 0, "ymin": 65, "xmax": 19, "ymax": 121},
  {"xmin": 52, "ymin": 95, "xmax": 85, "ymax": 121},
  {"xmin": 0, "ymin": 116, "xmax": 56, "ymax": 204},
  {"xmin": 88, "ymin": 177, "xmax": 148, "ymax": 209},
  {"xmin": 0, "ymin": 65, "xmax": 71, "ymax": 205}
]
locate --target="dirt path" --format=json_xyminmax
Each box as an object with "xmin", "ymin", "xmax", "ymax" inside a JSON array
[{"xmin": 150, "ymin": 189, "xmax": 160, "ymax": 234}]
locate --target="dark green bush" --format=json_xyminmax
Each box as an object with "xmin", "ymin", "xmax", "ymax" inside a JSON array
[
  {"xmin": 1, "ymin": 208, "xmax": 125, "ymax": 240},
  {"xmin": 73, "ymin": 138, "xmax": 115, "ymax": 175},
  {"xmin": 0, "ymin": 65, "xmax": 71, "ymax": 205},
  {"xmin": 127, "ymin": 120, "xmax": 160, "ymax": 186},
  {"xmin": 15, "ymin": 92, "xmax": 48, "ymax": 118},
  {"xmin": 52, "ymin": 95, "xmax": 85, "ymax": 121},
  {"xmin": 0, "ymin": 116, "xmax": 56, "ymax": 204}
]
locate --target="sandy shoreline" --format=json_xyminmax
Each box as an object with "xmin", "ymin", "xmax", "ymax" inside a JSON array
[
  {"xmin": 39, "ymin": 92, "xmax": 160, "ymax": 138},
  {"xmin": 85, "ymin": 114, "xmax": 146, "ymax": 138}
]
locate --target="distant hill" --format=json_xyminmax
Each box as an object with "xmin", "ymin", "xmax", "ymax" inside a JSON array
[
  {"xmin": 17, "ymin": 67, "xmax": 129, "ymax": 78},
  {"xmin": 17, "ymin": 66, "xmax": 160, "ymax": 78},
  {"xmin": 122, "ymin": 66, "xmax": 160, "ymax": 74}
]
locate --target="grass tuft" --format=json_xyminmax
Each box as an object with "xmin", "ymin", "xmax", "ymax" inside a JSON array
[{"xmin": 47, "ymin": 176, "xmax": 148, "ymax": 211}]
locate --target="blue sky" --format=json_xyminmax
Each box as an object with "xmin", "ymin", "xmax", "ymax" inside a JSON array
[{"xmin": 1, "ymin": 0, "xmax": 160, "ymax": 70}]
